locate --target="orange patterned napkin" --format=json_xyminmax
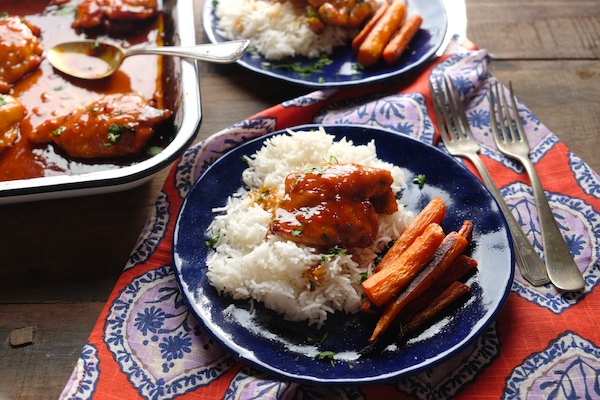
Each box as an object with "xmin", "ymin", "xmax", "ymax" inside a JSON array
[{"xmin": 60, "ymin": 38, "xmax": 600, "ymax": 400}]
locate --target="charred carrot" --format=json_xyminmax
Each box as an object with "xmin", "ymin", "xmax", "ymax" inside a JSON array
[
  {"xmin": 382, "ymin": 14, "xmax": 423, "ymax": 65},
  {"xmin": 362, "ymin": 222, "xmax": 444, "ymax": 307},
  {"xmin": 357, "ymin": 0, "xmax": 407, "ymax": 67},
  {"xmin": 376, "ymin": 196, "xmax": 446, "ymax": 272},
  {"xmin": 352, "ymin": 0, "xmax": 389, "ymax": 53},
  {"xmin": 458, "ymin": 219, "xmax": 473, "ymax": 243},
  {"xmin": 399, "ymin": 255, "xmax": 478, "ymax": 324},
  {"xmin": 366, "ymin": 230, "xmax": 468, "ymax": 343},
  {"xmin": 403, "ymin": 281, "xmax": 470, "ymax": 334},
  {"xmin": 360, "ymin": 299, "xmax": 380, "ymax": 315}
]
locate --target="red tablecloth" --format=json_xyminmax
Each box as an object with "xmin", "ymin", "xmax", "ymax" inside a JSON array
[{"xmin": 60, "ymin": 39, "xmax": 600, "ymax": 399}]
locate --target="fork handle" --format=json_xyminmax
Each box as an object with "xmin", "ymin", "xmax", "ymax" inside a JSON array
[
  {"xmin": 516, "ymin": 157, "xmax": 585, "ymax": 291},
  {"xmin": 465, "ymin": 154, "xmax": 550, "ymax": 286}
]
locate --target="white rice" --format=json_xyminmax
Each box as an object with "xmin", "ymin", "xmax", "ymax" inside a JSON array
[
  {"xmin": 206, "ymin": 127, "xmax": 413, "ymax": 327},
  {"xmin": 214, "ymin": 0, "xmax": 355, "ymax": 60}
]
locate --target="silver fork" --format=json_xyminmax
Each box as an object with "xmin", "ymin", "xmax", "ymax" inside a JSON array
[
  {"xmin": 429, "ymin": 76, "xmax": 550, "ymax": 286},
  {"xmin": 489, "ymin": 81, "xmax": 584, "ymax": 292}
]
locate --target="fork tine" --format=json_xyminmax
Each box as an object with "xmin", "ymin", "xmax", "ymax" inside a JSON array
[
  {"xmin": 497, "ymin": 82, "xmax": 519, "ymax": 142},
  {"xmin": 445, "ymin": 77, "xmax": 474, "ymax": 140},
  {"xmin": 508, "ymin": 81, "xmax": 529, "ymax": 144},
  {"xmin": 488, "ymin": 82, "xmax": 502, "ymax": 141},
  {"xmin": 428, "ymin": 79, "xmax": 449, "ymax": 143},
  {"xmin": 493, "ymin": 80, "xmax": 528, "ymax": 144}
]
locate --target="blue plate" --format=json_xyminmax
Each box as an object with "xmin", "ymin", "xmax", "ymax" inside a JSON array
[
  {"xmin": 173, "ymin": 124, "xmax": 514, "ymax": 385},
  {"xmin": 202, "ymin": 0, "xmax": 448, "ymax": 87}
]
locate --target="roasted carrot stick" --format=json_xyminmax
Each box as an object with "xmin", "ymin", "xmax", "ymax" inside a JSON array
[
  {"xmin": 352, "ymin": 0, "xmax": 389, "ymax": 53},
  {"xmin": 360, "ymin": 196, "xmax": 447, "ymax": 314},
  {"xmin": 366, "ymin": 230, "xmax": 468, "ymax": 343},
  {"xmin": 399, "ymin": 255, "xmax": 478, "ymax": 323},
  {"xmin": 357, "ymin": 0, "xmax": 406, "ymax": 67},
  {"xmin": 458, "ymin": 219, "xmax": 473, "ymax": 243},
  {"xmin": 382, "ymin": 14, "xmax": 423, "ymax": 65},
  {"xmin": 403, "ymin": 281, "xmax": 470, "ymax": 334},
  {"xmin": 362, "ymin": 222, "xmax": 444, "ymax": 307},
  {"xmin": 376, "ymin": 196, "xmax": 446, "ymax": 272},
  {"xmin": 360, "ymin": 299, "xmax": 380, "ymax": 314}
]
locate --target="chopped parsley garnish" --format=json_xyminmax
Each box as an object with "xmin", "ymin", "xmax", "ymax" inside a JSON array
[
  {"xmin": 256, "ymin": 188, "xmax": 270, "ymax": 202},
  {"xmin": 147, "ymin": 146, "xmax": 163, "ymax": 156},
  {"xmin": 307, "ymin": 331, "xmax": 329, "ymax": 345},
  {"xmin": 291, "ymin": 227, "xmax": 304, "ymax": 237},
  {"xmin": 302, "ymin": 165, "xmax": 328, "ymax": 175},
  {"xmin": 52, "ymin": 126, "xmax": 65, "ymax": 136},
  {"xmin": 106, "ymin": 123, "xmax": 134, "ymax": 145},
  {"xmin": 413, "ymin": 173, "xmax": 426, "ymax": 189},
  {"xmin": 52, "ymin": 6, "xmax": 76, "ymax": 16},
  {"xmin": 0, "ymin": 12, "xmax": 8, "ymax": 20},
  {"xmin": 359, "ymin": 271, "xmax": 368, "ymax": 284},
  {"xmin": 328, "ymin": 246, "xmax": 346, "ymax": 256},
  {"xmin": 262, "ymin": 54, "xmax": 333, "ymax": 77},
  {"xmin": 0, "ymin": 94, "xmax": 6, "ymax": 106},
  {"xmin": 316, "ymin": 351, "xmax": 336, "ymax": 367},
  {"xmin": 205, "ymin": 233, "xmax": 220, "ymax": 248}
]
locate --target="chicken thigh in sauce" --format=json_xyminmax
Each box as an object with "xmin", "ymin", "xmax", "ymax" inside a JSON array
[
  {"xmin": 0, "ymin": 15, "xmax": 43, "ymax": 93},
  {"xmin": 73, "ymin": 0, "xmax": 159, "ymax": 29},
  {"xmin": 0, "ymin": 94, "xmax": 26, "ymax": 154},
  {"xmin": 271, "ymin": 163, "xmax": 398, "ymax": 249},
  {"xmin": 29, "ymin": 92, "xmax": 171, "ymax": 158}
]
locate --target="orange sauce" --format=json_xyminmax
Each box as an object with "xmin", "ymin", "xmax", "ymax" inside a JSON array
[
  {"xmin": 0, "ymin": 0, "xmax": 165, "ymax": 181},
  {"xmin": 55, "ymin": 51, "xmax": 114, "ymax": 77}
]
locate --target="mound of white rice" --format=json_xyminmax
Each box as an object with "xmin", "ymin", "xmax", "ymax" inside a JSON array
[
  {"xmin": 214, "ymin": 0, "xmax": 355, "ymax": 60},
  {"xmin": 205, "ymin": 127, "xmax": 413, "ymax": 327}
]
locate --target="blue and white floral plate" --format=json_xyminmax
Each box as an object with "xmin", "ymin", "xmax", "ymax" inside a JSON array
[
  {"xmin": 202, "ymin": 0, "xmax": 447, "ymax": 87},
  {"xmin": 173, "ymin": 124, "xmax": 514, "ymax": 385}
]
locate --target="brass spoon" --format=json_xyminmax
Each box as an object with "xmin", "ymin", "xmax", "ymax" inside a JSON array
[{"xmin": 47, "ymin": 39, "xmax": 250, "ymax": 80}]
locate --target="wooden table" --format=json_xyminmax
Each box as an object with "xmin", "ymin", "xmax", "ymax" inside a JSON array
[{"xmin": 1, "ymin": 0, "xmax": 598, "ymax": 398}]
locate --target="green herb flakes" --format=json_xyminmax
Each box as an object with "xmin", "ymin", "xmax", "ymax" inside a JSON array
[
  {"xmin": 106, "ymin": 123, "xmax": 134, "ymax": 145},
  {"xmin": 316, "ymin": 351, "xmax": 336, "ymax": 367},
  {"xmin": 205, "ymin": 233, "xmax": 220, "ymax": 248},
  {"xmin": 413, "ymin": 173, "xmax": 426, "ymax": 189},
  {"xmin": 307, "ymin": 331, "xmax": 329, "ymax": 345},
  {"xmin": 52, "ymin": 126, "xmax": 65, "ymax": 136}
]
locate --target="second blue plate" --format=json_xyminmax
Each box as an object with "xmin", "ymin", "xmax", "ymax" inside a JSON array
[{"xmin": 202, "ymin": 0, "xmax": 448, "ymax": 87}]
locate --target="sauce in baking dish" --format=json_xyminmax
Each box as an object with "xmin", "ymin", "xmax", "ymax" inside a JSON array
[{"xmin": 0, "ymin": 0, "xmax": 166, "ymax": 181}]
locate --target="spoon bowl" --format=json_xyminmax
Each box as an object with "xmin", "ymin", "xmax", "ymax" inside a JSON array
[{"xmin": 47, "ymin": 39, "xmax": 251, "ymax": 80}]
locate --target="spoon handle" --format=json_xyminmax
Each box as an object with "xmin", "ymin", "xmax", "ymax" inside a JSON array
[{"xmin": 126, "ymin": 40, "xmax": 250, "ymax": 64}]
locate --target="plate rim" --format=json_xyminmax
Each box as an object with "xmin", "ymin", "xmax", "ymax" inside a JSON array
[
  {"xmin": 202, "ymin": 0, "xmax": 448, "ymax": 88},
  {"xmin": 173, "ymin": 123, "xmax": 515, "ymax": 385}
]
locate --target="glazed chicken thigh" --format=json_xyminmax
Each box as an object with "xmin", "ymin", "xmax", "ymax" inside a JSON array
[
  {"xmin": 0, "ymin": 94, "xmax": 26, "ymax": 153},
  {"xmin": 271, "ymin": 163, "xmax": 398, "ymax": 248},
  {"xmin": 73, "ymin": 0, "xmax": 159, "ymax": 29},
  {"xmin": 30, "ymin": 92, "xmax": 171, "ymax": 158},
  {"xmin": 0, "ymin": 16, "xmax": 43, "ymax": 93}
]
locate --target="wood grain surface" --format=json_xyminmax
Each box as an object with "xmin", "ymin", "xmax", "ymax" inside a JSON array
[{"xmin": 1, "ymin": 0, "xmax": 599, "ymax": 398}]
